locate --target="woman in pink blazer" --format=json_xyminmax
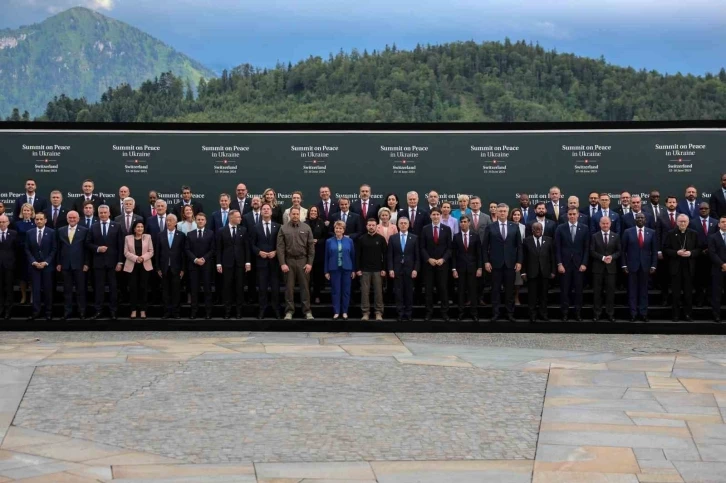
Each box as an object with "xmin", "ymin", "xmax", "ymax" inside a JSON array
[{"xmin": 124, "ymin": 220, "xmax": 154, "ymax": 319}]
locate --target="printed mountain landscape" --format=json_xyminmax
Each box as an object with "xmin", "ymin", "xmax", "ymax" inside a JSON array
[
  {"xmin": 2, "ymin": 7, "xmax": 726, "ymax": 122},
  {"xmin": 0, "ymin": 7, "xmax": 214, "ymax": 118}
]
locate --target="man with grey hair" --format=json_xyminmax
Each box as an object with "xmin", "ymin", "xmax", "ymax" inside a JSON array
[
  {"xmin": 621, "ymin": 195, "xmax": 656, "ymax": 233},
  {"xmin": 483, "ymin": 203, "xmax": 522, "ymax": 322},
  {"xmin": 110, "ymin": 185, "xmax": 132, "ymax": 219},
  {"xmin": 663, "ymin": 214, "xmax": 700, "ymax": 321},
  {"xmin": 44, "ymin": 190, "xmax": 68, "ymax": 230},
  {"xmin": 87, "ymin": 205, "xmax": 124, "ymax": 319},
  {"xmin": 115, "ymin": 197, "xmax": 144, "ymax": 236},
  {"xmin": 590, "ymin": 216, "xmax": 620, "ymax": 322},
  {"xmin": 398, "ymin": 191, "xmax": 427, "ymax": 236},
  {"xmin": 156, "ymin": 213, "xmax": 186, "ymax": 319},
  {"xmin": 146, "ymin": 199, "xmax": 169, "ymax": 239},
  {"xmin": 0, "ymin": 214, "xmax": 17, "ymax": 319}
]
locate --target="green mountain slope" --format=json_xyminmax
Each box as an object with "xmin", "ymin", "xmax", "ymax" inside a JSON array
[
  {"xmin": 19, "ymin": 39, "xmax": 726, "ymax": 122},
  {"xmin": 0, "ymin": 7, "xmax": 215, "ymax": 117}
]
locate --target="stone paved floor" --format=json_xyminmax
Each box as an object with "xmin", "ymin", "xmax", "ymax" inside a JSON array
[{"xmin": 0, "ymin": 331, "xmax": 724, "ymax": 482}]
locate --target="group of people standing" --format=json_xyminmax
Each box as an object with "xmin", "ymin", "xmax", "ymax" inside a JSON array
[{"xmin": 2, "ymin": 177, "xmax": 726, "ymax": 323}]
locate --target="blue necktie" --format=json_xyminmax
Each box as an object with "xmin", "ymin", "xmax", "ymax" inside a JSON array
[
  {"xmin": 222, "ymin": 212, "xmax": 228, "ymax": 226},
  {"xmin": 168, "ymin": 231, "xmax": 173, "ymax": 248},
  {"xmin": 401, "ymin": 234, "xmax": 406, "ymax": 251},
  {"xmin": 102, "ymin": 222, "xmax": 107, "ymax": 238}
]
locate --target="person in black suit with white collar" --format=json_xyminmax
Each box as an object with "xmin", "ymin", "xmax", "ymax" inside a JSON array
[
  {"xmin": 155, "ymin": 213, "xmax": 186, "ymax": 319},
  {"xmin": 185, "ymin": 212, "xmax": 215, "ymax": 319},
  {"xmin": 71, "ymin": 179, "xmax": 104, "ymax": 215},
  {"xmin": 216, "ymin": 210, "xmax": 251, "ymax": 319},
  {"xmin": 707, "ymin": 215, "xmax": 726, "ymax": 322},
  {"xmin": 483, "ymin": 203, "xmax": 523, "ymax": 322},
  {"xmin": 555, "ymin": 207, "xmax": 590, "ymax": 321},
  {"xmin": 0, "ymin": 215, "xmax": 17, "ymax": 319},
  {"xmin": 87, "ymin": 205, "xmax": 124, "ymax": 319},
  {"xmin": 252, "ymin": 204, "xmax": 281, "ymax": 320},
  {"xmin": 329, "ymin": 198, "xmax": 362, "ymax": 240},
  {"xmin": 230, "ymin": 183, "xmax": 253, "ymax": 215},
  {"xmin": 351, "ymin": 184, "xmax": 381, "ymax": 224},
  {"xmin": 664, "ymin": 214, "xmax": 700, "ymax": 321},
  {"xmin": 55, "ymin": 211, "xmax": 90, "ymax": 320},
  {"xmin": 387, "ymin": 217, "xmax": 419, "ymax": 322},
  {"xmin": 12, "ymin": 179, "xmax": 47, "ymax": 222},
  {"xmin": 420, "ymin": 207, "xmax": 452, "ymax": 322},
  {"xmin": 43, "ymin": 191, "xmax": 68, "ymax": 231},
  {"xmin": 451, "ymin": 215, "xmax": 482, "ymax": 321},
  {"xmin": 521, "ymin": 221, "xmax": 555, "ymax": 322},
  {"xmin": 590, "ymin": 216, "xmax": 620, "ymax": 322}
]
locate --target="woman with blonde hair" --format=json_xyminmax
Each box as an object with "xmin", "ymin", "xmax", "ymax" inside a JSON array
[
  {"xmin": 15, "ymin": 202, "xmax": 35, "ymax": 304},
  {"xmin": 375, "ymin": 207, "xmax": 398, "ymax": 242},
  {"xmin": 262, "ymin": 188, "xmax": 283, "ymax": 224},
  {"xmin": 283, "ymin": 191, "xmax": 308, "ymax": 224},
  {"xmin": 325, "ymin": 220, "xmax": 356, "ymax": 319},
  {"xmin": 451, "ymin": 194, "xmax": 471, "ymax": 220}
]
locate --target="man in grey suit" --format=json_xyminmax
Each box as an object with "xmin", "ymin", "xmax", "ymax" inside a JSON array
[
  {"xmin": 468, "ymin": 196, "xmax": 493, "ymax": 305},
  {"xmin": 114, "ymin": 197, "xmax": 144, "ymax": 236}
]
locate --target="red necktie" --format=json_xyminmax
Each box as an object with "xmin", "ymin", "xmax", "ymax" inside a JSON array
[
  {"xmin": 638, "ymin": 229, "xmax": 644, "ymax": 248},
  {"xmin": 433, "ymin": 225, "xmax": 439, "ymax": 244},
  {"xmin": 703, "ymin": 220, "xmax": 708, "ymax": 235},
  {"xmin": 362, "ymin": 202, "xmax": 367, "ymax": 219},
  {"xmin": 324, "ymin": 202, "xmax": 329, "ymax": 217},
  {"xmin": 464, "ymin": 233, "xmax": 468, "ymax": 251},
  {"xmin": 670, "ymin": 213, "xmax": 675, "ymax": 228},
  {"xmin": 473, "ymin": 214, "xmax": 479, "ymax": 230},
  {"xmin": 152, "ymin": 207, "xmax": 157, "ymax": 217},
  {"xmin": 410, "ymin": 209, "xmax": 415, "ymax": 226}
]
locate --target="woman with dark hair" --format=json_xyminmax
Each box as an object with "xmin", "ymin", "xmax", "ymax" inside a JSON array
[
  {"xmin": 385, "ymin": 193, "xmax": 400, "ymax": 224},
  {"xmin": 123, "ymin": 219, "xmax": 154, "ymax": 319},
  {"xmin": 15, "ymin": 203, "xmax": 35, "ymax": 304},
  {"xmin": 262, "ymin": 188, "xmax": 283, "ymax": 224},
  {"xmin": 509, "ymin": 207, "xmax": 526, "ymax": 306},
  {"xmin": 306, "ymin": 205, "xmax": 329, "ymax": 304}
]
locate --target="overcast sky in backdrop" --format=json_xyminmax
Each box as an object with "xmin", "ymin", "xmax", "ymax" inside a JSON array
[{"xmin": 3, "ymin": 0, "xmax": 725, "ymax": 76}]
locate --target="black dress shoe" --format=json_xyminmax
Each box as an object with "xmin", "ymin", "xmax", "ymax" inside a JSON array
[
  {"xmin": 442, "ymin": 315, "xmax": 450, "ymax": 322},
  {"xmin": 111, "ymin": 313, "xmax": 118, "ymax": 321},
  {"xmin": 562, "ymin": 316, "xmax": 569, "ymax": 322},
  {"xmin": 27, "ymin": 313, "xmax": 38, "ymax": 321},
  {"xmin": 529, "ymin": 316, "xmax": 536, "ymax": 323},
  {"xmin": 540, "ymin": 315, "xmax": 550, "ymax": 322},
  {"xmin": 608, "ymin": 316, "xmax": 616, "ymax": 322},
  {"xmin": 642, "ymin": 316, "xmax": 650, "ymax": 322},
  {"xmin": 424, "ymin": 313, "xmax": 432, "ymax": 322},
  {"xmin": 205, "ymin": 314, "xmax": 212, "ymax": 320},
  {"xmin": 61, "ymin": 314, "xmax": 71, "ymax": 320},
  {"xmin": 45, "ymin": 315, "xmax": 52, "ymax": 321},
  {"xmin": 162, "ymin": 313, "xmax": 170, "ymax": 320},
  {"xmin": 685, "ymin": 315, "xmax": 693, "ymax": 322},
  {"xmin": 223, "ymin": 314, "xmax": 231, "ymax": 320},
  {"xmin": 396, "ymin": 316, "xmax": 403, "ymax": 322},
  {"xmin": 457, "ymin": 314, "xmax": 465, "ymax": 321},
  {"xmin": 472, "ymin": 315, "xmax": 479, "ymax": 322},
  {"xmin": 89, "ymin": 313, "xmax": 101, "ymax": 320},
  {"xmin": 506, "ymin": 314, "xmax": 516, "ymax": 322},
  {"xmin": 629, "ymin": 316, "xmax": 637, "ymax": 322},
  {"xmin": 405, "ymin": 316, "xmax": 413, "ymax": 322},
  {"xmin": 274, "ymin": 311, "xmax": 281, "ymax": 320},
  {"xmin": 575, "ymin": 315, "xmax": 583, "ymax": 322},
  {"xmin": 3, "ymin": 312, "xmax": 11, "ymax": 320},
  {"xmin": 257, "ymin": 311, "xmax": 265, "ymax": 320}
]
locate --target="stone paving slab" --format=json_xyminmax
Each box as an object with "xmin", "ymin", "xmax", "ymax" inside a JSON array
[{"xmin": 371, "ymin": 460, "xmax": 533, "ymax": 483}]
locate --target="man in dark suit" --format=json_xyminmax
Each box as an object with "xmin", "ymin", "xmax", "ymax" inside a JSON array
[
  {"xmin": 545, "ymin": 186, "xmax": 567, "ymax": 223},
  {"xmin": 555, "ymin": 207, "xmax": 590, "ymax": 321},
  {"xmin": 621, "ymin": 195, "xmax": 656, "ymax": 233},
  {"xmin": 420, "ymin": 208, "xmax": 452, "ymax": 321},
  {"xmin": 518, "ymin": 194, "xmax": 534, "ymax": 225},
  {"xmin": 209, "ymin": 194, "xmax": 232, "ymax": 234},
  {"xmin": 398, "ymin": 191, "xmax": 428, "ymax": 237},
  {"xmin": 172, "ymin": 185, "xmax": 204, "ymax": 219},
  {"xmin": 590, "ymin": 216, "xmax": 620, "ymax": 322},
  {"xmin": 582, "ymin": 191, "xmax": 601, "ymax": 222},
  {"xmin": 483, "ymin": 203, "xmax": 523, "ymax": 322},
  {"xmin": 145, "ymin": 199, "xmax": 169, "ymax": 242},
  {"xmin": 387, "ymin": 217, "xmax": 419, "ymax": 322},
  {"xmin": 242, "ymin": 197, "xmax": 262, "ymax": 232},
  {"xmin": 451, "ymin": 215, "xmax": 482, "ymax": 321},
  {"xmin": 71, "ymin": 179, "xmax": 104, "ymax": 215},
  {"xmin": 155, "ymin": 214, "xmax": 186, "ymax": 319},
  {"xmin": 589, "ymin": 193, "xmax": 620, "ymax": 234},
  {"xmin": 216, "ymin": 210, "xmax": 251, "ymax": 319},
  {"xmin": 114, "ymin": 197, "xmax": 144, "ymax": 236},
  {"xmin": 615, "ymin": 191, "xmax": 632, "ymax": 218},
  {"xmin": 87, "ymin": 205, "xmax": 124, "ymax": 319},
  {"xmin": 526, "ymin": 202, "xmax": 557, "ymax": 238},
  {"xmin": 138, "ymin": 190, "xmax": 158, "ymax": 222},
  {"xmin": 329, "ymin": 198, "xmax": 362, "ymax": 239},
  {"xmin": 622, "ymin": 212, "xmax": 658, "ymax": 321},
  {"xmin": 664, "ymin": 214, "xmax": 700, "ymax": 321},
  {"xmin": 252, "ymin": 204, "xmax": 281, "ymax": 320},
  {"xmin": 707, "ymin": 215, "xmax": 726, "ymax": 322},
  {"xmin": 350, "ymin": 184, "xmax": 381, "ymax": 223},
  {"xmin": 521, "ymin": 222, "xmax": 555, "ymax": 323},
  {"xmin": 656, "ymin": 195, "xmax": 679, "ymax": 305},
  {"xmin": 689, "ymin": 202, "xmax": 719, "ymax": 307},
  {"xmin": 43, "ymin": 191, "xmax": 68, "ymax": 230},
  {"xmin": 25, "ymin": 212, "xmax": 56, "ymax": 320},
  {"xmin": 55, "ymin": 211, "xmax": 89, "ymax": 320},
  {"xmin": 676, "ymin": 185, "xmax": 702, "ymax": 219},
  {"xmin": 557, "ymin": 196, "xmax": 588, "ymax": 226},
  {"xmin": 0, "ymin": 215, "xmax": 17, "ymax": 319},
  {"xmin": 230, "ymin": 183, "xmax": 253, "ymax": 215},
  {"xmin": 643, "ymin": 190, "xmax": 664, "ymax": 222},
  {"xmin": 80, "ymin": 202, "xmax": 99, "ymax": 230},
  {"xmin": 709, "ymin": 174, "xmax": 726, "ymax": 219},
  {"xmin": 185, "ymin": 212, "xmax": 215, "ymax": 319},
  {"xmin": 109, "ymin": 186, "xmax": 135, "ymax": 219},
  {"xmin": 13, "ymin": 179, "xmax": 47, "ymax": 222},
  {"xmin": 316, "ymin": 185, "xmax": 339, "ymax": 227}
]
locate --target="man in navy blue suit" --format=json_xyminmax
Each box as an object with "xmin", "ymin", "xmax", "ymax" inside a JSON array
[
  {"xmin": 557, "ymin": 196, "xmax": 588, "ymax": 226},
  {"xmin": 398, "ymin": 191, "xmax": 428, "ymax": 237},
  {"xmin": 677, "ymin": 185, "xmax": 702, "ymax": 219},
  {"xmin": 25, "ymin": 212, "xmax": 56, "ymax": 320},
  {"xmin": 329, "ymin": 198, "xmax": 362, "ymax": 239},
  {"xmin": 44, "ymin": 191, "xmax": 68, "ymax": 230},
  {"xmin": 689, "ymin": 202, "xmax": 719, "ymax": 307},
  {"xmin": 0, "ymin": 215, "xmax": 18, "ymax": 319},
  {"xmin": 55, "ymin": 211, "xmax": 89, "ymax": 320},
  {"xmin": 209, "ymin": 193, "xmax": 232, "ymax": 233},
  {"xmin": 87, "ymin": 205, "xmax": 124, "ymax": 320},
  {"xmin": 350, "ymin": 184, "xmax": 381, "ymax": 224},
  {"xmin": 185, "ymin": 212, "xmax": 215, "ymax": 320},
  {"xmin": 622, "ymin": 213, "xmax": 658, "ymax": 321},
  {"xmin": 707, "ymin": 215, "xmax": 726, "ymax": 322},
  {"xmin": 545, "ymin": 186, "xmax": 567, "ymax": 223},
  {"xmin": 13, "ymin": 179, "xmax": 47, "ymax": 222},
  {"xmin": 555, "ymin": 207, "xmax": 590, "ymax": 321},
  {"xmin": 589, "ymin": 194, "xmax": 621, "ymax": 234},
  {"xmin": 387, "ymin": 217, "xmax": 419, "ymax": 322},
  {"xmin": 156, "ymin": 214, "xmax": 187, "ymax": 319},
  {"xmin": 145, "ymin": 199, "xmax": 169, "ymax": 240},
  {"xmin": 581, "ymin": 191, "xmax": 601, "ymax": 222},
  {"xmin": 252, "ymin": 204, "xmax": 281, "ymax": 320},
  {"xmin": 621, "ymin": 195, "xmax": 656, "ymax": 234},
  {"xmin": 420, "ymin": 208, "xmax": 452, "ymax": 322},
  {"xmin": 526, "ymin": 202, "xmax": 557, "ymax": 238},
  {"xmin": 709, "ymin": 174, "xmax": 726, "ymax": 219},
  {"xmin": 316, "ymin": 185, "xmax": 339, "ymax": 227},
  {"xmin": 483, "ymin": 203, "xmax": 523, "ymax": 322}
]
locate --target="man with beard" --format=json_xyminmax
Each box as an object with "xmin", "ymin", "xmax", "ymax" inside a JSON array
[
  {"xmin": 656, "ymin": 195, "xmax": 679, "ymax": 305},
  {"xmin": 356, "ymin": 218, "xmax": 387, "ymax": 321},
  {"xmin": 663, "ymin": 214, "xmax": 700, "ymax": 321},
  {"xmin": 622, "ymin": 213, "xmax": 658, "ymax": 321},
  {"xmin": 526, "ymin": 202, "xmax": 556, "ymax": 238},
  {"xmin": 677, "ymin": 185, "xmax": 703, "ymax": 219},
  {"xmin": 582, "ymin": 191, "xmax": 601, "ymax": 222},
  {"xmin": 139, "ymin": 190, "xmax": 159, "ymax": 222}
]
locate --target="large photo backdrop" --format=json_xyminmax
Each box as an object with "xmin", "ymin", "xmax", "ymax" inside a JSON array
[{"xmin": 0, "ymin": 129, "xmax": 723, "ymax": 212}]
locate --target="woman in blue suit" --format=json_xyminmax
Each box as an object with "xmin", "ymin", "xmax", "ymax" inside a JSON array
[{"xmin": 325, "ymin": 220, "xmax": 356, "ymax": 319}]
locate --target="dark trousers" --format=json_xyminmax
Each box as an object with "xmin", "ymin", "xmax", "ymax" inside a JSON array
[
  {"xmin": 628, "ymin": 268, "xmax": 649, "ymax": 316},
  {"xmin": 94, "ymin": 267, "xmax": 118, "ymax": 312},
  {"xmin": 189, "ymin": 265, "xmax": 213, "ymax": 315},
  {"xmin": 222, "ymin": 263, "xmax": 245, "ymax": 313},
  {"xmin": 0, "ymin": 264, "xmax": 14, "ymax": 311},
  {"xmin": 30, "ymin": 265, "xmax": 53, "ymax": 316},
  {"xmin": 128, "ymin": 266, "xmax": 149, "ymax": 311},
  {"xmin": 246, "ymin": 264, "xmax": 258, "ymax": 303},
  {"xmin": 592, "ymin": 271, "xmax": 616, "ymax": 318},
  {"xmin": 671, "ymin": 265, "xmax": 694, "ymax": 317},
  {"xmin": 424, "ymin": 264, "xmax": 449, "ymax": 313},
  {"xmin": 527, "ymin": 276, "xmax": 549, "ymax": 318},
  {"xmin": 560, "ymin": 263, "xmax": 584, "ymax": 313},
  {"xmin": 310, "ymin": 260, "xmax": 325, "ymax": 300},
  {"xmin": 394, "ymin": 273, "xmax": 414, "ymax": 318},
  {"xmin": 694, "ymin": 255, "xmax": 711, "ymax": 305},
  {"xmin": 160, "ymin": 268, "xmax": 182, "ymax": 315},
  {"xmin": 62, "ymin": 269, "xmax": 86, "ymax": 315},
  {"xmin": 711, "ymin": 268, "xmax": 726, "ymax": 317},
  {"xmin": 456, "ymin": 266, "xmax": 478, "ymax": 316},
  {"xmin": 257, "ymin": 264, "xmax": 280, "ymax": 312},
  {"xmin": 657, "ymin": 256, "xmax": 671, "ymax": 302},
  {"xmin": 491, "ymin": 267, "xmax": 515, "ymax": 316}
]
